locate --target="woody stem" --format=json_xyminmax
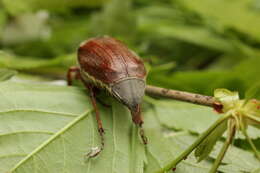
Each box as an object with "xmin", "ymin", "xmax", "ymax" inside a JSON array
[{"xmin": 145, "ymin": 85, "xmax": 220, "ymax": 108}]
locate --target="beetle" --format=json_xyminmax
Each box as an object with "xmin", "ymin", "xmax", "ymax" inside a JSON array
[{"xmin": 67, "ymin": 36, "xmax": 147, "ymax": 157}]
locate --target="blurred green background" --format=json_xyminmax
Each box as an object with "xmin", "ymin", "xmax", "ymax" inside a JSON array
[{"xmin": 0, "ymin": 0, "xmax": 260, "ymax": 98}]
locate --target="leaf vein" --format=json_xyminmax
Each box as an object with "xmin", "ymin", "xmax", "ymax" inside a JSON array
[
  {"xmin": 0, "ymin": 153, "xmax": 27, "ymax": 160},
  {"xmin": 0, "ymin": 109, "xmax": 79, "ymax": 117},
  {"xmin": 0, "ymin": 131, "xmax": 54, "ymax": 138}
]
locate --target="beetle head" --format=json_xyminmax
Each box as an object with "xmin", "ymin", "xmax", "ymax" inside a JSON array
[{"xmin": 111, "ymin": 78, "xmax": 146, "ymax": 113}]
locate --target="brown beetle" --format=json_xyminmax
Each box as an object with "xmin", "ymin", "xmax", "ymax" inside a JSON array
[{"xmin": 67, "ymin": 36, "xmax": 147, "ymax": 157}]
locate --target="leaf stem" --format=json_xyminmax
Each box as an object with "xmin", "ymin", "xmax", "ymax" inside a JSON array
[
  {"xmin": 145, "ymin": 85, "xmax": 219, "ymax": 107},
  {"xmin": 241, "ymin": 123, "xmax": 260, "ymax": 161},
  {"xmin": 155, "ymin": 113, "xmax": 231, "ymax": 173},
  {"xmin": 246, "ymin": 114, "xmax": 260, "ymax": 124},
  {"xmin": 209, "ymin": 119, "xmax": 236, "ymax": 173}
]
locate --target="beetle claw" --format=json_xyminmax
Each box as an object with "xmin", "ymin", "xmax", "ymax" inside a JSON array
[{"xmin": 85, "ymin": 147, "xmax": 101, "ymax": 159}]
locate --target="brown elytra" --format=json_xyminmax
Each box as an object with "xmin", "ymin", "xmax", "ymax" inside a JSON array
[{"xmin": 78, "ymin": 36, "xmax": 146, "ymax": 84}]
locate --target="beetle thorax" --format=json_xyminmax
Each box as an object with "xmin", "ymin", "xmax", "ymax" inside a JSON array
[{"xmin": 111, "ymin": 77, "xmax": 146, "ymax": 112}]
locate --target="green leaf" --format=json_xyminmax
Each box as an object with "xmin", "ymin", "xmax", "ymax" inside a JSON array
[
  {"xmin": 1, "ymin": 13, "xmax": 91, "ymax": 57},
  {"xmin": 0, "ymin": 82, "xmax": 91, "ymax": 172},
  {"xmin": 0, "ymin": 68, "xmax": 17, "ymax": 81},
  {"xmin": 211, "ymin": 142, "xmax": 260, "ymax": 173},
  {"xmin": 150, "ymin": 99, "xmax": 260, "ymax": 139},
  {"xmin": 0, "ymin": 51, "xmax": 75, "ymax": 77},
  {"xmin": 252, "ymin": 168, "xmax": 260, "ymax": 173},
  {"xmin": 0, "ymin": 82, "xmax": 147, "ymax": 173},
  {"xmin": 2, "ymin": 0, "xmax": 108, "ymax": 15},
  {"xmin": 148, "ymin": 57, "xmax": 260, "ymax": 100},
  {"xmin": 0, "ymin": 9, "xmax": 7, "ymax": 39},
  {"xmin": 195, "ymin": 120, "xmax": 227, "ymax": 162},
  {"xmin": 143, "ymin": 108, "xmax": 213, "ymax": 173},
  {"xmin": 233, "ymin": 58, "xmax": 260, "ymax": 91},
  {"xmin": 90, "ymin": 0, "xmax": 137, "ymax": 43},
  {"xmin": 152, "ymin": 100, "xmax": 220, "ymax": 133},
  {"xmin": 245, "ymin": 82, "xmax": 260, "ymax": 102},
  {"xmin": 175, "ymin": 135, "xmax": 260, "ymax": 173},
  {"xmin": 147, "ymin": 70, "xmax": 239, "ymax": 96},
  {"xmin": 0, "ymin": 82, "xmax": 258, "ymax": 172},
  {"xmin": 139, "ymin": 23, "xmax": 235, "ymax": 52},
  {"xmin": 143, "ymin": 108, "xmax": 259, "ymax": 173},
  {"xmin": 180, "ymin": 0, "xmax": 260, "ymax": 41}
]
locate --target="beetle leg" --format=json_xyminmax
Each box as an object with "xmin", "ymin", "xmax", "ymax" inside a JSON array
[
  {"xmin": 131, "ymin": 105, "xmax": 148, "ymax": 145},
  {"xmin": 67, "ymin": 66, "xmax": 81, "ymax": 85},
  {"xmin": 67, "ymin": 67, "xmax": 106, "ymax": 157},
  {"xmin": 82, "ymin": 82, "xmax": 105, "ymax": 158},
  {"xmin": 92, "ymin": 87, "xmax": 111, "ymax": 108},
  {"xmin": 139, "ymin": 126, "xmax": 147, "ymax": 145}
]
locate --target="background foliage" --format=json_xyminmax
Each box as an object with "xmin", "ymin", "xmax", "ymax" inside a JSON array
[{"xmin": 0, "ymin": 0, "xmax": 259, "ymax": 172}]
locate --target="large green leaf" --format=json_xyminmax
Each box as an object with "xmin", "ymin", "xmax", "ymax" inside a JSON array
[
  {"xmin": 143, "ymin": 109, "xmax": 213, "ymax": 173},
  {"xmin": 0, "ymin": 82, "xmax": 147, "ymax": 173},
  {"xmin": 169, "ymin": 135, "xmax": 260, "ymax": 173},
  {"xmin": 152, "ymin": 99, "xmax": 219, "ymax": 133},
  {"xmin": 151, "ymin": 99, "xmax": 260, "ymax": 139},
  {"xmin": 0, "ymin": 82, "xmax": 258, "ymax": 172},
  {"xmin": 143, "ymin": 107, "xmax": 260, "ymax": 173},
  {"xmin": 195, "ymin": 120, "xmax": 227, "ymax": 162},
  {"xmin": 0, "ymin": 82, "xmax": 92, "ymax": 172},
  {"xmin": 212, "ymin": 142, "xmax": 260, "ymax": 173}
]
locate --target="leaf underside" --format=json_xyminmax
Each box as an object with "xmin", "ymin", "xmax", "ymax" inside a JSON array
[
  {"xmin": 0, "ymin": 82, "xmax": 258, "ymax": 173},
  {"xmin": 153, "ymin": 100, "xmax": 260, "ymax": 139},
  {"xmin": 195, "ymin": 120, "xmax": 227, "ymax": 162}
]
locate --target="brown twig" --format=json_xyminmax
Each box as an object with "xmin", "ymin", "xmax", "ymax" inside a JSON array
[{"xmin": 145, "ymin": 85, "xmax": 220, "ymax": 108}]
